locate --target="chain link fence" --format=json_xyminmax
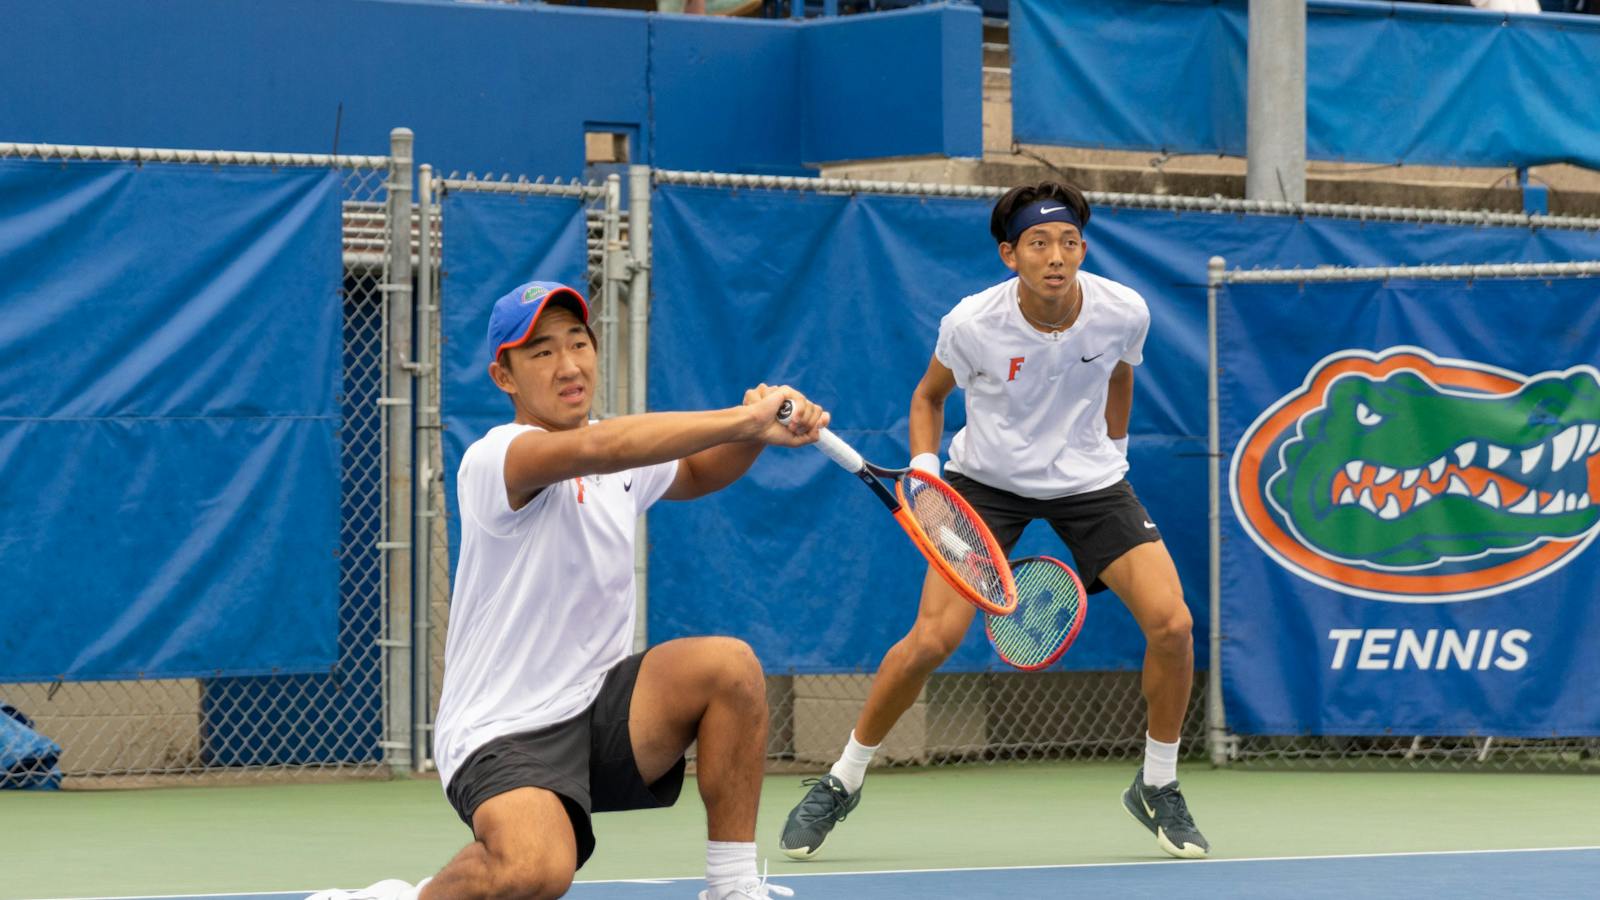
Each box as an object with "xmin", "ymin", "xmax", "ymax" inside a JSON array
[
  {"xmin": 16, "ymin": 143, "xmax": 1598, "ymax": 785},
  {"xmin": 407, "ymin": 166, "xmax": 1206, "ymax": 777},
  {"xmin": 414, "ymin": 167, "xmax": 1600, "ymax": 778},
  {"xmin": 0, "ymin": 138, "xmax": 405, "ymax": 784},
  {"xmin": 768, "ymin": 673, "xmax": 1206, "ymax": 771},
  {"xmin": 417, "ymin": 172, "xmax": 622, "ymax": 770}
]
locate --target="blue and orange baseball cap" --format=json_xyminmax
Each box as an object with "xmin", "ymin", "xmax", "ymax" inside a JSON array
[{"xmin": 486, "ymin": 281, "xmax": 591, "ymax": 366}]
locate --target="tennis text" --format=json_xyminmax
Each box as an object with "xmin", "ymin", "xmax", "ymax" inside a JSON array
[{"xmin": 1326, "ymin": 628, "xmax": 1530, "ymax": 671}]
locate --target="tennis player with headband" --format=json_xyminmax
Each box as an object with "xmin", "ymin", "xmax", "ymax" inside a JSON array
[
  {"xmin": 780, "ymin": 183, "xmax": 1210, "ymax": 861},
  {"xmin": 312, "ymin": 281, "xmax": 824, "ymax": 900}
]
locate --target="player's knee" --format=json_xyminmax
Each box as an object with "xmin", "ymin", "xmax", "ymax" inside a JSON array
[
  {"xmin": 907, "ymin": 622, "xmax": 963, "ymax": 667},
  {"xmin": 1144, "ymin": 603, "xmax": 1193, "ymax": 656},
  {"xmin": 494, "ymin": 857, "xmax": 575, "ymax": 900},
  {"xmin": 707, "ymin": 637, "xmax": 767, "ymax": 710}
]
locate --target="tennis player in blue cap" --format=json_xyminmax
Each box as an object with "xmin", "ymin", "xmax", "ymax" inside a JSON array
[{"xmin": 311, "ymin": 281, "xmax": 824, "ymax": 900}]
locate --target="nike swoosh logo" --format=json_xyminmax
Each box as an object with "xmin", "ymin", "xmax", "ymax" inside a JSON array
[
  {"xmin": 623, "ymin": 477, "xmax": 633, "ymax": 491},
  {"xmin": 1081, "ymin": 353, "xmax": 1104, "ymax": 363},
  {"xmin": 1040, "ymin": 205, "xmax": 1066, "ymax": 214},
  {"xmin": 1143, "ymin": 520, "xmax": 1156, "ymax": 529},
  {"xmin": 1143, "ymin": 794, "xmax": 1156, "ymax": 818}
]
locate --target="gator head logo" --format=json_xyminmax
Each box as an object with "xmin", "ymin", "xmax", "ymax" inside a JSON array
[{"xmin": 1231, "ymin": 346, "xmax": 1600, "ymax": 602}]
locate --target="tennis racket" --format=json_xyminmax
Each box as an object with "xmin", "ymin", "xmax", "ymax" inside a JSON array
[
  {"xmin": 777, "ymin": 400, "xmax": 1016, "ymax": 616},
  {"xmin": 985, "ymin": 556, "xmax": 1086, "ymax": 670}
]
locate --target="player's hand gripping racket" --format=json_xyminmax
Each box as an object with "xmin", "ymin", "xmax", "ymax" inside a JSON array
[
  {"xmin": 776, "ymin": 400, "xmax": 1017, "ymax": 616},
  {"xmin": 985, "ymin": 556, "xmax": 1086, "ymax": 670}
]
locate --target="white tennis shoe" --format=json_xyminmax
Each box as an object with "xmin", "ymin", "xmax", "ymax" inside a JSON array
[
  {"xmin": 700, "ymin": 872, "xmax": 796, "ymax": 900},
  {"xmin": 304, "ymin": 877, "xmax": 426, "ymax": 900}
]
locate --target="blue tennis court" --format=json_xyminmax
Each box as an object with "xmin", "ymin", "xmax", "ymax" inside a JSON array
[
  {"xmin": 572, "ymin": 849, "xmax": 1600, "ymax": 898},
  {"xmin": 39, "ymin": 849, "xmax": 1600, "ymax": 900}
]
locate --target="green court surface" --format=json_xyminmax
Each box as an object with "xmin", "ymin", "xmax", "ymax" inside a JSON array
[{"xmin": 3, "ymin": 761, "xmax": 1596, "ymax": 899}]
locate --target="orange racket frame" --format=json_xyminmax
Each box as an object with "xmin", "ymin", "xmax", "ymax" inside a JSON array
[
  {"xmin": 890, "ymin": 470, "xmax": 1017, "ymax": 615},
  {"xmin": 779, "ymin": 402, "xmax": 1017, "ymax": 615}
]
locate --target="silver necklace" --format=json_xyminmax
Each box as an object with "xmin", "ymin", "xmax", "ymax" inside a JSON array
[{"xmin": 1019, "ymin": 296, "xmax": 1079, "ymax": 331}]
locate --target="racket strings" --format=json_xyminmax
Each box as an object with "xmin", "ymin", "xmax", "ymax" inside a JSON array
[
  {"xmin": 987, "ymin": 559, "xmax": 1085, "ymax": 669},
  {"xmin": 899, "ymin": 474, "xmax": 1011, "ymax": 610}
]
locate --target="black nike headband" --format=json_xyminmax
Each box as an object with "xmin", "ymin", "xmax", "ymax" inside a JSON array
[{"xmin": 1005, "ymin": 199, "xmax": 1086, "ymax": 244}]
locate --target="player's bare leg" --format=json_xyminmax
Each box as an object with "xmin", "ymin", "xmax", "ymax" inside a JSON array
[
  {"xmin": 780, "ymin": 568, "xmax": 972, "ymax": 859},
  {"xmin": 1099, "ymin": 539, "xmax": 1209, "ymax": 859},
  {"xmin": 628, "ymin": 636, "xmax": 769, "ymax": 842},
  {"xmin": 629, "ymin": 637, "xmax": 790, "ymax": 899},
  {"xmin": 855, "ymin": 568, "xmax": 976, "ymax": 745},
  {"xmin": 422, "ymin": 787, "xmax": 579, "ymax": 900},
  {"xmin": 1099, "ymin": 540, "xmax": 1191, "ymax": 743}
]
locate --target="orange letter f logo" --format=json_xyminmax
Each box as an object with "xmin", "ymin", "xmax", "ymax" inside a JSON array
[{"xmin": 1008, "ymin": 357, "xmax": 1026, "ymax": 382}]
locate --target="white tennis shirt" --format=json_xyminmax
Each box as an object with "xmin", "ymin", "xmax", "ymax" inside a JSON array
[
  {"xmin": 433, "ymin": 423, "xmax": 678, "ymax": 789},
  {"xmin": 937, "ymin": 273, "xmax": 1149, "ymax": 500}
]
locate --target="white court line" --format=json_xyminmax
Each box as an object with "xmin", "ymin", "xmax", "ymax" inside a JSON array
[{"xmin": 31, "ymin": 846, "xmax": 1600, "ymax": 900}]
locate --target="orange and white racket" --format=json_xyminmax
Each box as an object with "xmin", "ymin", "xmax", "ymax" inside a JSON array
[{"xmin": 778, "ymin": 401, "xmax": 1016, "ymax": 616}]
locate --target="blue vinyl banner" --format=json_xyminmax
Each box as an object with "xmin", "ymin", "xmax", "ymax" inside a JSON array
[
  {"xmin": 0, "ymin": 160, "xmax": 343, "ymax": 681},
  {"xmin": 647, "ymin": 183, "xmax": 1600, "ymax": 674},
  {"xmin": 440, "ymin": 189, "xmax": 589, "ymax": 554},
  {"xmin": 1014, "ymin": 0, "xmax": 1600, "ymax": 171},
  {"xmin": 1013, "ymin": 0, "xmax": 1247, "ymax": 158},
  {"xmin": 1220, "ymin": 278, "xmax": 1600, "ymax": 736}
]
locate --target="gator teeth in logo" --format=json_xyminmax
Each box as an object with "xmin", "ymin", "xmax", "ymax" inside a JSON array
[
  {"xmin": 1231, "ymin": 346, "xmax": 1600, "ymax": 602},
  {"xmin": 520, "ymin": 285, "xmax": 549, "ymax": 304}
]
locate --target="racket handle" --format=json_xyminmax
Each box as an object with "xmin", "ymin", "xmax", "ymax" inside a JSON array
[
  {"xmin": 811, "ymin": 427, "xmax": 865, "ymax": 472},
  {"xmin": 776, "ymin": 399, "xmax": 865, "ymax": 473}
]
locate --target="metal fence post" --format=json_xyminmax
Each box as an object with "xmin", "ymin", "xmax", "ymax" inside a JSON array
[
  {"xmin": 1206, "ymin": 256, "xmax": 1228, "ymax": 767},
  {"xmin": 601, "ymin": 174, "xmax": 624, "ymax": 419},
  {"xmin": 1247, "ymin": 0, "xmax": 1306, "ymax": 203},
  {"xmin": 382, "ymin": 127, "xmax": 416, "ymax": 773},
  {"xmin": 412, "ymin": 163, "xmax": 436, "ymax": 773},
  {"xmin": 628, "ymin": 165, "xmax": 652, "ymax": 653}
]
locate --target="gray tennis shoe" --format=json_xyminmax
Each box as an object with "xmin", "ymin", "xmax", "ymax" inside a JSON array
[
  {"xmin": 778, "ymin": 774, "xmax": 860, "ymax": 860},
  {"xmin": 1122, "ymin": 767, "xmax": 1210, "ymax": 859}
]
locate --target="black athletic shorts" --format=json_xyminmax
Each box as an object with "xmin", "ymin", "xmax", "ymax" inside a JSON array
[
  {"xmin": 443, "ymin": 649, "xmax": 686, "ymax": 868},
  {"xmin": 945, "ymin": 473, "xmax": 1162, "ymax": 594}
]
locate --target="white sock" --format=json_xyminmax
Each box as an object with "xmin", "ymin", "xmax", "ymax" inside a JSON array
[
  {"xmin": 828, "ymin": 730, "xmax": 879, "ymax": 795},
  {"xmin": 409, "ymin": 877, "xmax": 432, "ymax": 900},
  {"xmin": 706, "ymin": 840, "xmax": 758, "ymax": 897},
  {"xmin": 1144, "ymin": 733, "xmax": 1180, "ymax": 787}
]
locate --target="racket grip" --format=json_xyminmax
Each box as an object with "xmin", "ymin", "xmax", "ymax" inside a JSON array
[
  {"xmin": 776, "ymin": 399, "xmax": 865, "ymax": 473},
  {"xmin": 812, "ymin": 427, "xmax": 865, "ymax": 473}
]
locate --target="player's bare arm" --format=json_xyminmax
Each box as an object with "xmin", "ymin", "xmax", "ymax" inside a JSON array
[
  {"xmin": 1106, "ymin": 361, "xmax": 1134, "ymax": 441},
  {"xmin": 909, "ymin": 355, "xmax": 957, "ymax": 458},
  {"xmin": 665, "ymin": 385, "xmax": 830, "ymax": 500},
  {"xmin": 504, "ymin": 390, "xmax": 821, "ymax": 508}
]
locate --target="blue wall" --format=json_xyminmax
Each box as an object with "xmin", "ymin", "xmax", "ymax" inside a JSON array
[
  {"xmin": 801, "ymin": 5, "xmax": 982, "ymax": 165},
  {"xmin": 1014, "ymin": 0, "xmax": 1600, "ymax": 171},
  {"xmin": 651, "ymin": 16, "xmax": 805, "ymax": 174},
  {"xmin": 0, "ymin": 0, "xmax": 980, "ymax": 177}
]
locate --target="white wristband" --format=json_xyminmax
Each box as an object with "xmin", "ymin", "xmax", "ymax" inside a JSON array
[
  {"xmin": 1112, "ymin": 436, "xmax": 1129, "ymax": 455},
  {"xmin": 910, "ymin": 452, "xmax": 941, "ymax": 476}
]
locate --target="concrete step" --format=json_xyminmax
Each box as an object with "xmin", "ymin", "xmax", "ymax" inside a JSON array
[{"xmin": 983, "ymin": 40, "xmax": 1010, "ymax": 69}]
